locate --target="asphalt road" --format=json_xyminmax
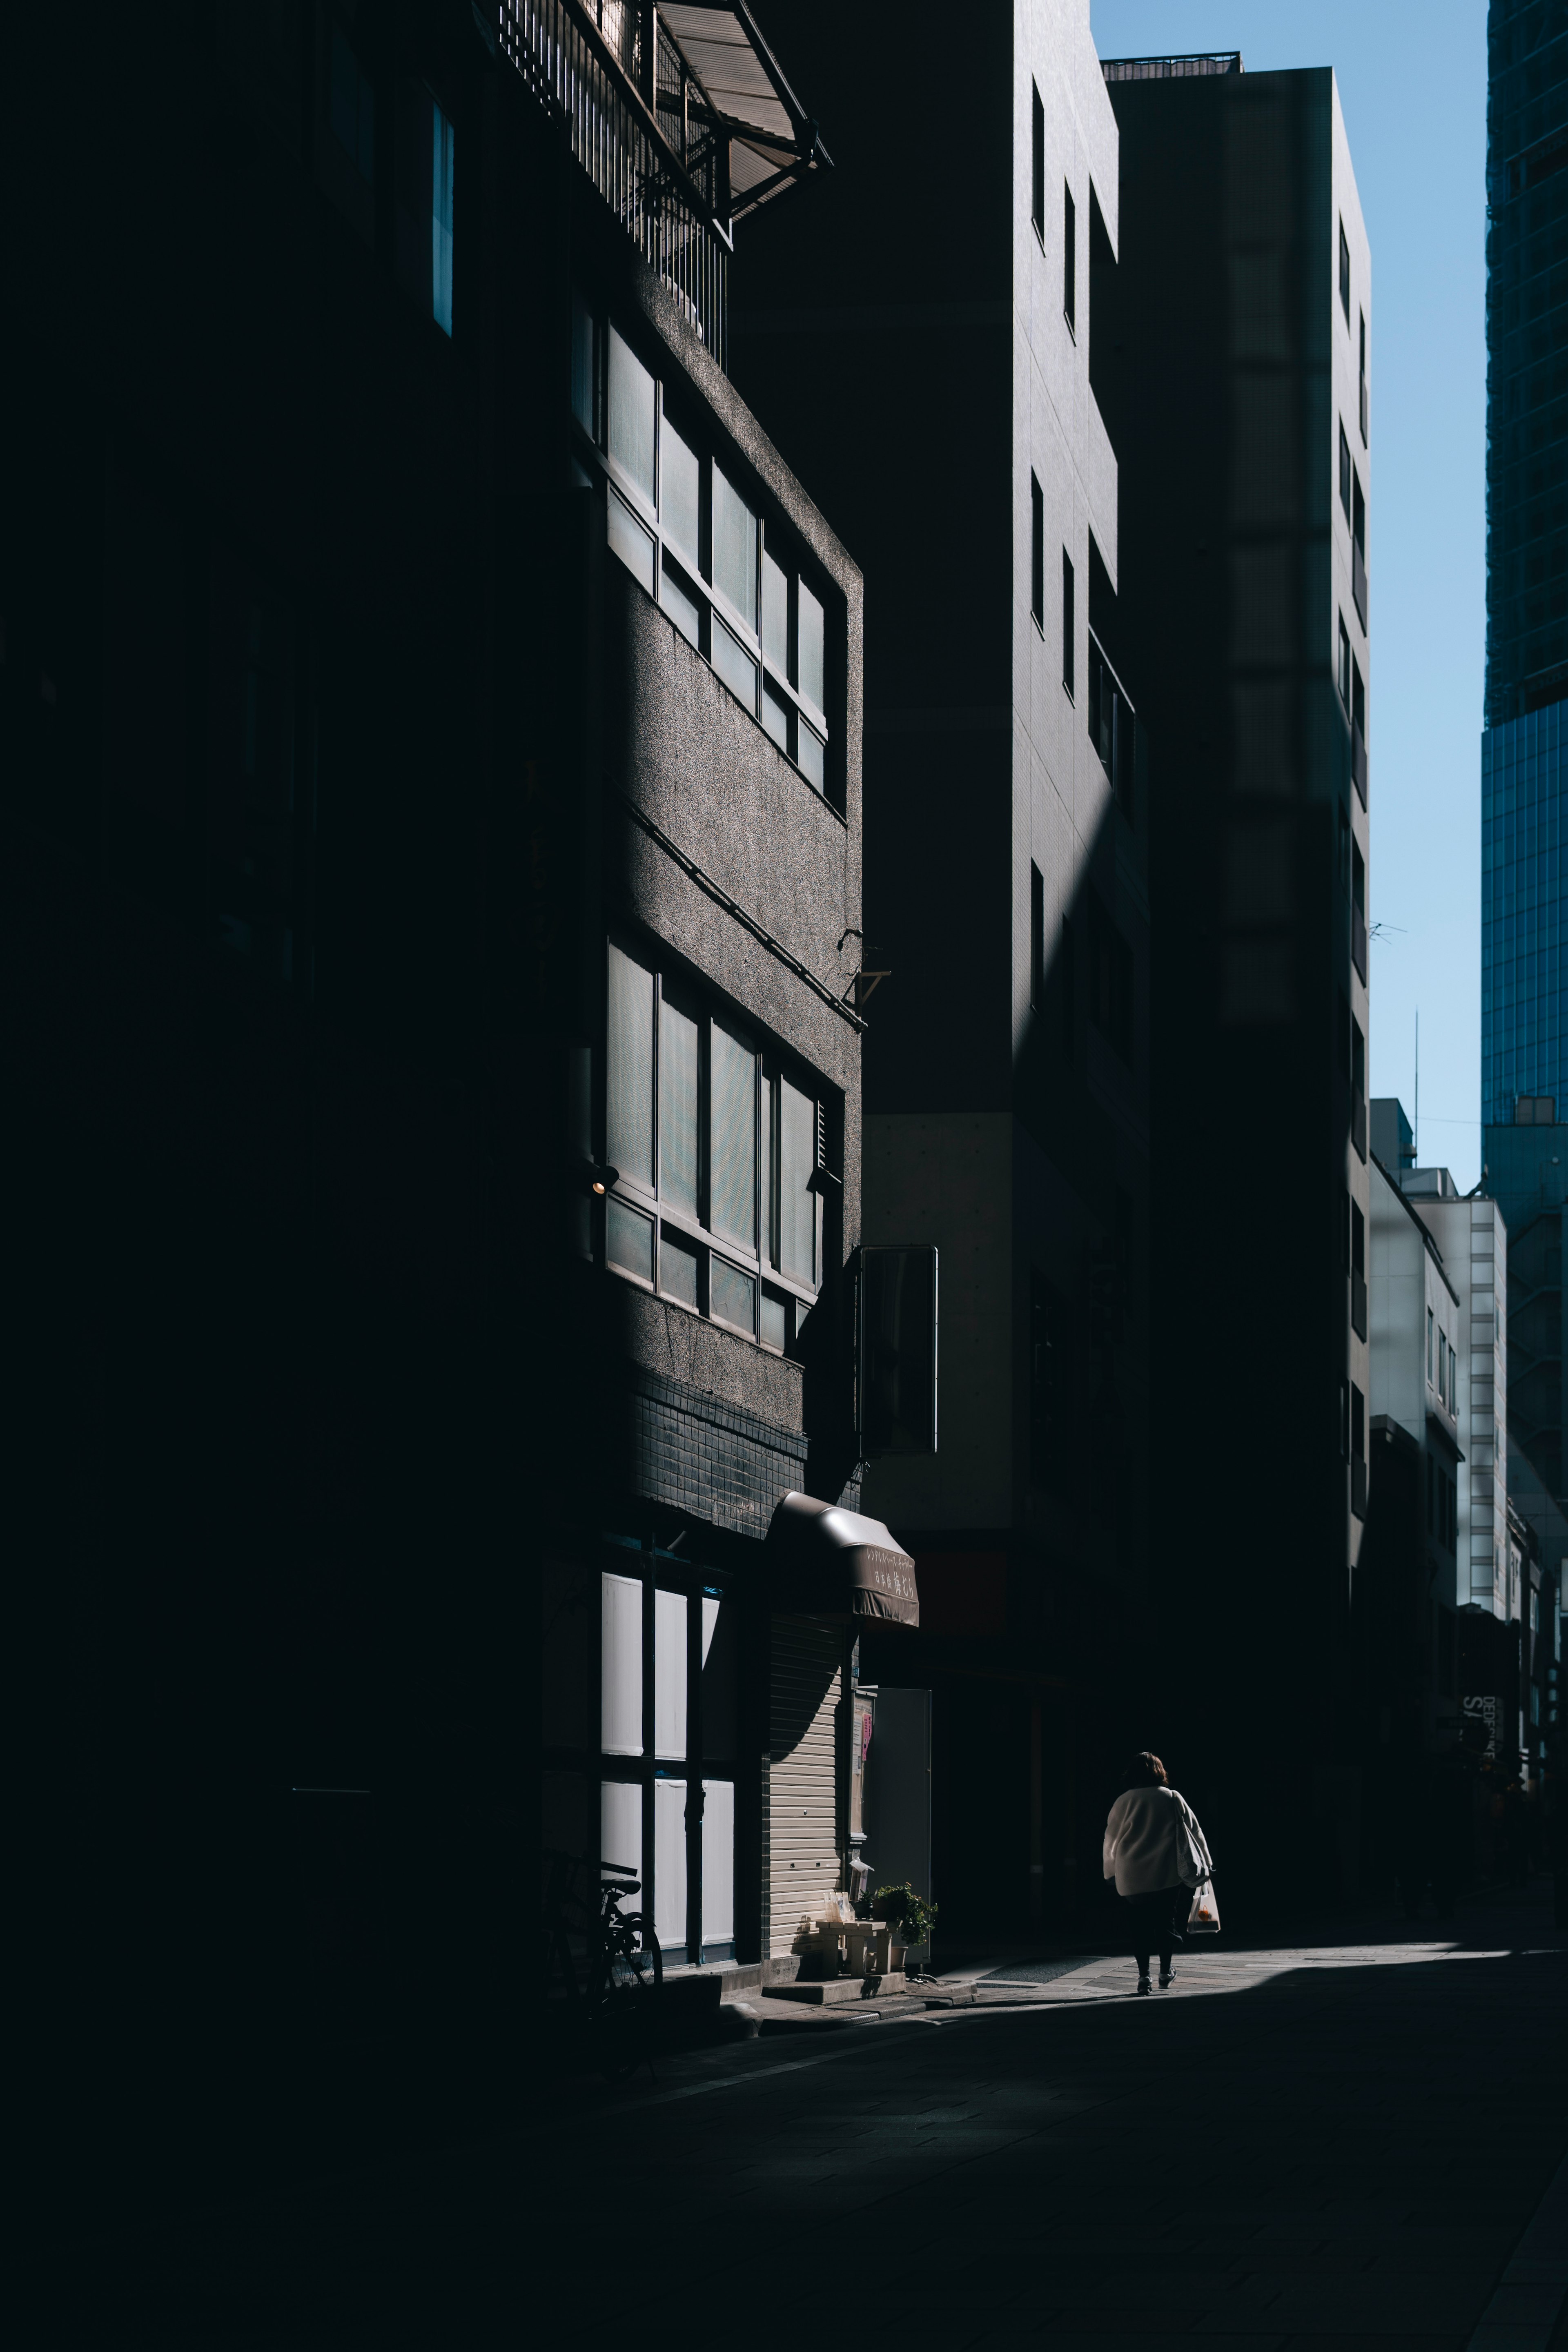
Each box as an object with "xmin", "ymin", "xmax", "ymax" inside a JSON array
[{"xmin": 18, "ymin": 1881, "xmax": 1568, "ymax": 2348}]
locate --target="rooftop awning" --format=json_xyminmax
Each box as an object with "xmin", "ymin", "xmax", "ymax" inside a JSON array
[
  {"xmin": 766, "ymin": 1492, "xmax": 920, "ymax": 1628},
  {"xmin": 657, "ymin": 4, "xmax": 828, "ymax": 216}
]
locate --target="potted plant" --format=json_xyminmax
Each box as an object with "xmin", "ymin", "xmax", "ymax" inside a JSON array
[{"xmin": 871, "ymin": 1882, "xmax": 938, "ymax": 1963}]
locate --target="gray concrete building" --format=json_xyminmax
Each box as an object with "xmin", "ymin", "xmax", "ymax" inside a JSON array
[
  {"xmin": 1097, "ymin": 54, "xmax": 1373, "ymax": 1892},
  {"xmin": 730, "ymin": 0, "xmax": 1152, "ymax": 1936}
]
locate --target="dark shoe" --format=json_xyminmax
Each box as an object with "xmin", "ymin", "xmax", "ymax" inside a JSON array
[
  {"xmin": 1135, "ymin": 1975, "xmax": 1152, "ymax": 1996},
  {"xmin": 1159, "ymin": 1969, "xmax": 1175, "ymax": 1989}
]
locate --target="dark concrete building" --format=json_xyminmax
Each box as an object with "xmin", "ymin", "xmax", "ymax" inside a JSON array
[
  {"xmin": 1098, "ymin": 56, "xmax": 1374, "ymax": 1893},
  {"xmin": 730, "ymin": 0, "xmax": 1152, "ymax": 1939},
  {"xmin": 9, "ymin": 0, "xmax": 893, "ymax": 2124}
]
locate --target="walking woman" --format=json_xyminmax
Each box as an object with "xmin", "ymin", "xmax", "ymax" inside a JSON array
[{"xmin": 1102, "ymin": 1753, "xmax": 1213, "ymax": 1995}]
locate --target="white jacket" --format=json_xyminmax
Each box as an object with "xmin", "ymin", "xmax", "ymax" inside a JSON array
[{"xmin": 1102, "ymin": 1786, "xmax": 1212, "ymax": 1896}]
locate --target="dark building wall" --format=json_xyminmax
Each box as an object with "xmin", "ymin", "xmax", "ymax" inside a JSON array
[
  {"xmin": 1486, "ymin": 0, "xmax": 1568, "ymax": 721},
  {"xmin": 8, "ymin": 0, "xmax": 863, "ymax": 2087},
  {"xmin": 731, "ymin": 0, "xmax": 1152, "ymax": 1938},
  {"xmin": 1103, "ymin": 67, "xmax": 1372, "ymax": 1893}
]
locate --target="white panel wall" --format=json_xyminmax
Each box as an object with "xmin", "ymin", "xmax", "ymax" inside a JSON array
[
  {"xmin": 601, "ymin": 1779, "xmax": 641, "ymax": 1880},
  {"xmin": 702, "ymin": 1779, "xmax": 734, "ymax": 1944},
  {"xmin": 654, "ymin": 1588, "xmax": 687, "ymax": 1758},
  {"xmin": 653, "ymin": 1777, "xmax": 687, "ymax": 1949},
  {"xmin": 601, "ymin": 1572, "xmax": 642, "ymax": 1754}
]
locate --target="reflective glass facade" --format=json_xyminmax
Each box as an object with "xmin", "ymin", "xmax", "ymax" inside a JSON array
[
  {"xmin": 1482, "ymin": 706, "xmax": 1568, "ymax": 1123},
  {"xmin": 1484, "ymin": 4, "xmax": 1568, "ymax": 1124}
]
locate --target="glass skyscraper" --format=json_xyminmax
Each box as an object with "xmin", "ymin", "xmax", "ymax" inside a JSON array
[{"xmin": 1483, "ymin": 3, "xmax": 1568, "ymax": 1125}]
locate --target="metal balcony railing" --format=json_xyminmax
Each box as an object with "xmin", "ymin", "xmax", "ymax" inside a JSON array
[
  {"xmin": 499, "ymin": 0, "xmax": 729, "ymax": 366},
  {"xmin": 1352, "ymin": 537, "xmax": 1369, "ymax": 632},
  {"xmin": 1351, "ymin": 899, "xmax": 1367, "ymax": 983},
  {"xmin": 1087, "ymin": 627, "xmax": 1136, "ymax": 822}
]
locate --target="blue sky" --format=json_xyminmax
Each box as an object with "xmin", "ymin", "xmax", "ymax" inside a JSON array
[{"xmin": 1091, "ymin": 0, "xmax": 1488, "ymax": 1187}]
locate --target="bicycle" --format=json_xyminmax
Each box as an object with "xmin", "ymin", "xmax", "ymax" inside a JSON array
[{"xmin": 541, "ymin": 1849, "xmax": 664, "ymax": 2081}]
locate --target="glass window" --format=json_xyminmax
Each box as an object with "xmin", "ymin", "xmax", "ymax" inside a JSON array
[
  {"xmin": 660, "ymin": 559, "xmax": 701, "ymax": 650},
  {"xmin": 608, "ymin": 487, "xmax": 655, "ymax": 596},
  {"xmin": 797, "ymin": 725, "xmax": 825, "ymax": 792},
  {"xmin": 661, "ymin": 1226, "xmax": 699, "ymax": 1309},
  {"xmin": 659, "ymin": 989, "xmax": 700, "ymax": 1221},
  {"xmin": 608, "ymin": 327, "xmax": 656, "ymax": 507},
  {"xmin": 662, "ymin": 416, "xmax": 701, "ymax": 572},
  {"xmin": 762, "ymin": 681, "xmax": 790, "ymax": 752},
  {"xmin": 761, "ymin": 1288, "xmax": 787, "ymax": 1350},
  {"xmin": 1427, "ymin": 1307, "xmax": 1434, "ymax": 1382},
  {"xmin": 607, "ymin": 943, "xmax": 653, "ymax": 1189},
  {"xmin": 779, "ymin": 1075, "xmax": 817, "ymax": 1284},
  {"xmin": 432, "ymin": 101, "xmax": 454, "ymax": 335},
  {"xmin": 798, "ymin": 581, "xmax": 824, "ymax": 713},
  {"xmin": 607, "ymin": 1198, "xmax": 653, "ymax": 1285},
  {"xmin": 712, "ymin": 466, "xmax": 757, "ymax": 626},
  {"xmin": 710, "ymin": 1257, "xmax": 756, "ymax": 1334},
  {"xmin": 762, "ymin": 548, "xmax": 789, "ymax": 673},
  {"xmin": 571, "ymin": 291, "xmax": 596, "ymax": 436},
  {"xmin": 712, "ymin": 619, "xmax": 758, "ymax": 713},
  {"xmin": 710, "ymin": 1017, "xmax": 756, "ymax": 1247}
]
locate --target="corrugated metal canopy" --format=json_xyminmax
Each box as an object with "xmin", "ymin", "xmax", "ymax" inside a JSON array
[{"xmin": 657, "ymin": 3, "xmax": 826, "ymax": 216}]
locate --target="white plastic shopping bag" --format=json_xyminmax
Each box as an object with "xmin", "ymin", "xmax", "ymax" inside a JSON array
[{"xmin": 1187, "ymin": 1878, "xmax": 1220, "ymax": 1935}]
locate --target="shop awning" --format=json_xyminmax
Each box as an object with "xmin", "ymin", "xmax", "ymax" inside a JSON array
[{"xmin": 766, "ymin": 1491, "xmax": 920, "ymax": 1627}]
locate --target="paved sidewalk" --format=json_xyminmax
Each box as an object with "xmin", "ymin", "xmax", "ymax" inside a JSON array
[{"xmin": 16, "ymin": 1884, "xmax": 1568, "ymax": 2348}]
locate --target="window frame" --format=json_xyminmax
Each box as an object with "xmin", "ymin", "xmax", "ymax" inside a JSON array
[
  {"xmin": 575, "ymin": 297, "xmax": 837, "ymax": 807},
  {"xmin": 1062, "ymin": 546, "xmax": 1075, "ymax": 700},
  {"xmin": 602, "ymin": 933, "xmax": 828, "ymax": 1352},
  {"xmin": 1339, "ymin": 218, "xmax": 1351, "ymax": 325}
]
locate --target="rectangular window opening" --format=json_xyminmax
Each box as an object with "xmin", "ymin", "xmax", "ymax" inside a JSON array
[
  {"xmin": 1030, "ymin": 862, "xmax": 1045, "ymax": 1011},
  {"xmin": 1062, "ymin": 548, "xmax": 1075, "ymax": 699},
  {"xmin": 1030, "ymin": 474, "xmax": 1044, "ymax": 629},
  {"xmin": 1063, "ymin": 182, "xmax": 1077, "ymax": 333},
  {"xmin": 1339, "ymin": 218, "xmax": 1351, "ymax": 323},
  {"xmin": 1031, "ymin": 83, "xmax": 1045, "ymax": 238}
]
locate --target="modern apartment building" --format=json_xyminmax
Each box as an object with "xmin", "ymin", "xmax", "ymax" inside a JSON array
[
  {"xmin": 10, "ymin": 0, "xmax": 887, "ymax": 2118},
  {"xmin": 1099, "ymin": 56, "xmax": 1374, "ymax": 1892},
  {"xmin": 730, "ymin": 0, "xmax": 1152, "ymax": 1936}
]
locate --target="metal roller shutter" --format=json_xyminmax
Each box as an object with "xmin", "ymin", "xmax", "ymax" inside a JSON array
[{"xmin": 769, "ymin": 1615, "xmax": 843, "ymax": 1960}]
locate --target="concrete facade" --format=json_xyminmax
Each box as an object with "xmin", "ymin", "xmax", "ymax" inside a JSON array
[
  {"xmin": 731, "ymin": 0, "xmax": 1153, "ymax": 1936},
  {"xmin": 1402, "ymin": 1174, "xmax": 1509, "ymax": 1619}
]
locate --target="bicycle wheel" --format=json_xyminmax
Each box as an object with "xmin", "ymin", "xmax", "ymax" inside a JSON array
[{"xmin": 596, "ymin": 1930, "xmax": 662, "ymax": 2081}]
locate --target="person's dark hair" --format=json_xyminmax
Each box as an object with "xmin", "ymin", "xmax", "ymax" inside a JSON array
[{"xmin": 1124, "ymin": 1752, "xmax": 1168, "ymax": 1789}]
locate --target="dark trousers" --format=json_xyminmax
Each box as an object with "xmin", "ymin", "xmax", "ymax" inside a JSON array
[{"xmin": 1123, "ymin": 1883, "xmax": 1189, "ymax": 1975}]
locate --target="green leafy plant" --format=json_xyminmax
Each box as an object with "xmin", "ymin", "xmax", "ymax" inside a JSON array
[{"xmin": 871, "ymin": 1881, "xmax": 938, "ymax": 1948}]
